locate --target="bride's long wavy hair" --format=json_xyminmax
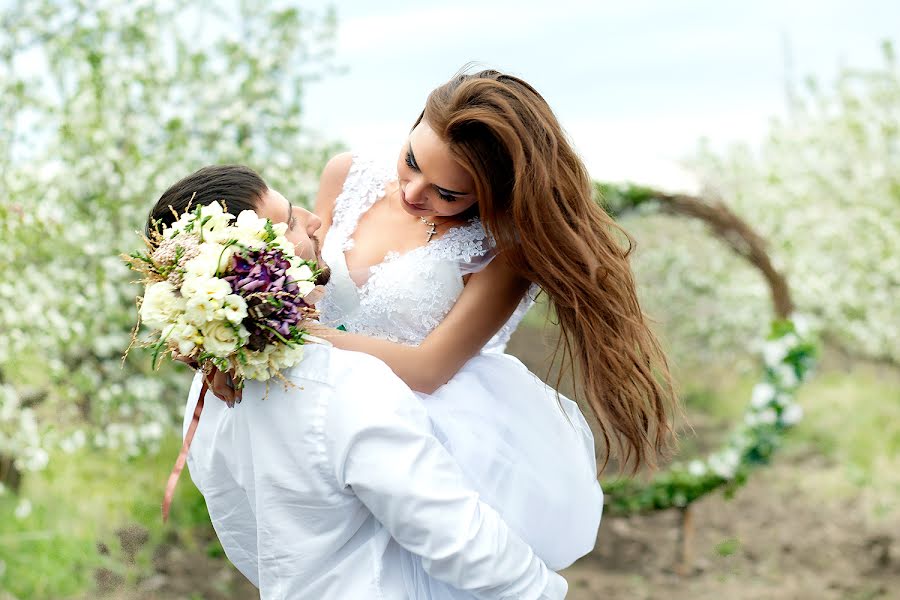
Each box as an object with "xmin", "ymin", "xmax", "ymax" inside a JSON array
[{"xmin": 416, "ymin": 69, "xmax": 677, "ymax": 472}]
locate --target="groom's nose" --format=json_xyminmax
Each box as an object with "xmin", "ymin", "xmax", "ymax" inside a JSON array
[{"xmin": 305, "ymin": 211, "xmax": 322, "ymax": 237}]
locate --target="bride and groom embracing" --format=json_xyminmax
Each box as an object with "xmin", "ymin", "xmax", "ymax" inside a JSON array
[{"xmin": 146, "ymin": 69, "xmax": 677, "ymax": 599}]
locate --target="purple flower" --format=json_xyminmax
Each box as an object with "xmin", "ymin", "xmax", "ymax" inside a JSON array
[{"xmin": 223, "ymin": 247, "xmax": 311, "ymax": 349}]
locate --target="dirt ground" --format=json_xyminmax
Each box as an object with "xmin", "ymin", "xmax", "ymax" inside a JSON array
[{"xmin": 563, "ymin": 460, "xmax": 899, "ymax": 600}]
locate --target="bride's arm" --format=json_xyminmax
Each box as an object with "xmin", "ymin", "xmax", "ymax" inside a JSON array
[
  {"xmin": 313, "ymin": 256, "xmax": 531, "ymax": 394},
  {"xmin": 313, "ymin": 152, "xmax": 353, "ymax": 241}
]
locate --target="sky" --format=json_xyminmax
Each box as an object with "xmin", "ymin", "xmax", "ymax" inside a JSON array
[{"xmin": 299, "ymin": 0, "xmax": 899, "ymax": 191}]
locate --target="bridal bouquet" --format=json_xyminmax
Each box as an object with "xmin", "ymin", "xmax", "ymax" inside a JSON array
[{"xmin": 125, "ymin": 201, "xmax": 321, "ymax": 385}]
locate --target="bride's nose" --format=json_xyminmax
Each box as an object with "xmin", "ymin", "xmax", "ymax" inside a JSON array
[{"xmin": 404, "ymin": 177, "xmax": 428, "ymax": 206}]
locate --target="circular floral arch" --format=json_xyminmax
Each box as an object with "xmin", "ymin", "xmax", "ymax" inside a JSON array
[{"xmin": 595, "ymin": 183, "xmax": 817, "ymax": 569}]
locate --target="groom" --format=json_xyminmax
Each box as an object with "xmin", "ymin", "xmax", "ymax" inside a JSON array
[{"xmin": 149, "ymin": 167, "xmax": 567, "ymax": 599}]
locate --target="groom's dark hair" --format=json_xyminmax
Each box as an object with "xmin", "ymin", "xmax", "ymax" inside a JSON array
[{"xmin": 146, "ymin": 165, "xmax": 268, "ymax": 237}]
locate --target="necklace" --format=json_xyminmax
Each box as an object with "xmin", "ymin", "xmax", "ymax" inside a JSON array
[{"xmin": 419, "ymin": 216, "xmax": 438, "ymax": 243}]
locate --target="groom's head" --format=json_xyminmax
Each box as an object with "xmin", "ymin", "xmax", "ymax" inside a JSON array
[{"xmin": 147, "ymin": 165, "xmax": 329, "ymax": 285}]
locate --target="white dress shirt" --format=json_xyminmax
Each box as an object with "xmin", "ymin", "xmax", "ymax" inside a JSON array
[{"xmin": 184, "ymin": 345, "xmax": 567, "ymax": 599}]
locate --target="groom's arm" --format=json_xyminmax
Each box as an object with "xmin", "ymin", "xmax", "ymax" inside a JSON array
[{"xmin": 323, "ymin": 351, "xmax": 567, "ymax": 600}]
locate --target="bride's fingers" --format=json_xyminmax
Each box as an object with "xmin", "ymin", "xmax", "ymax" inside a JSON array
[
  {"xmin": 173, "ymin": 353, "xmax": 199, "ymax": 369},
  {"xmin": 303, "ymin": 285, "xmax": 327, "ymax": 306},
  {"xmin": 205, "ymin": 368, "xmax": 236, "ymax": 406}
]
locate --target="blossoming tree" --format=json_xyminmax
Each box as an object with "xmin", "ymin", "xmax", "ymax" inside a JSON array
[
  {"xmin": 623, "ymin": 43, "xmax": 899, "ymax": 370},
  {"xmin": 0, "ymin": 0, "xmax": 338, "ymax": 497}
]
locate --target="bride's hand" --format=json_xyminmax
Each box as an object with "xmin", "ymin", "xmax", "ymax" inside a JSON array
[
  {"xmin": 205, "ymin": 366, "xmax": 242, "ymax": 407},
  {"xmin": 172, "ymin": 353, "xmax": 199, "ymax": 370},
  {"xmin": 173, "ymin": 353, "xmax": 241, "ymax": 406}
]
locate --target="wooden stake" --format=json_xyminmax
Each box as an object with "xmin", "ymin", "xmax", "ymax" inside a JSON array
[{"xmin": 676, "ymin": 504, "xmax": 695, "ymax": 576}]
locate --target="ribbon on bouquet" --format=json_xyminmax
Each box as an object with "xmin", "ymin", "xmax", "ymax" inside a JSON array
[{"xmin": 162, "ymin": 379, "xmax": 208, "ymax": 523}]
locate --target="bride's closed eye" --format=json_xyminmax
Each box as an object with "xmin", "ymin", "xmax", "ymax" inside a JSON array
[
  {"xmin": 405, "ymin": 151, "xmax": 458, "ymax": 203},
  {"xmin": 404, "ymin": 151, "xmax": 418, "ymax": 172}
]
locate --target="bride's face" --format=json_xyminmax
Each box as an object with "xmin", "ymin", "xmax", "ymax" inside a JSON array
[
  {"xmin": 396, "ymin": 121, "xmax": 479, "ymax": 219},
  {"xmin": 255, "ymin": 188, "xmax": 325, "ymax": 266}
]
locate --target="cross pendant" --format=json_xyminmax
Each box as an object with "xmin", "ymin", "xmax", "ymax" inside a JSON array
[{"xmin": 425, "ymin": 223, "xmax": 437, "ymax": 243}]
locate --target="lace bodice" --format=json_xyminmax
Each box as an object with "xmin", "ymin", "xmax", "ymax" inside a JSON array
[{"xmin": 317, "ymin": 154, "xmax": 536, "ymax": 352}]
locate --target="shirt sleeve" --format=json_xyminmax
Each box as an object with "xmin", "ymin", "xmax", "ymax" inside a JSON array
[{"xmin": 323, "ymin": 351, "xmax": 568, "ymax": 600}]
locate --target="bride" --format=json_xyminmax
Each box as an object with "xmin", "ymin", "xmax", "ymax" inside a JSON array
[
  {"xmin": 202, "ymin": 68, "xmax": 677, "ymax": 594},
  {"xmin": 308, "ymin": 68, "xmax": 676, "ymax": 593}
]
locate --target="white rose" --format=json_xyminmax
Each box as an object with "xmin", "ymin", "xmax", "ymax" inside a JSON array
[
  {"xmin": 168, "ymin": 320, "xmax": 202, "ymax": 355},
  {"xmin": 198, "ymin": 202, "xmax": 234, "ymax": 239},
  {"xmin": 204, "ymin": 229, "xmax": 232, "ymax": 244},
  {"xmin": 140, "ymin": 281, "xmax": 184, "ymax": 328},
  {"xmin": 270, "ymin": 344, "xmax": 304, "ymax": 370},
  {"xmin": 221, "ymin": 294, "xmax": 248, "ymax": 324},
  {"xmin": 183, "ymin": 303, "xmax": 209, "ymax": 327},
  {"xmin": 182, "ymin": 276, "xmax": 232, "ymax": 318},
  {"xmin": 201, "ymin": 320, "xmax": 246, "ymax": 358},
  {"xmin": 164, "ymin": 212, "xmax": 196, "ymax": 239},
  {"xmin": 244, "ymin": 347, "xmax": 273, "ymax": 366},
  {"xmin": 241, "ymin": 346, "xmax": 276, "ymax": 380},
  {"xmin": 242, "ymin": 362, "xmax": 272, "ymax": 381},
  {"xmin": 184, "ymin": 243, "xmax": 235, "ymax": 277},
  {"xmin": 272, "ymin": 234, "xmax": 295, "ymax": 256},
  {"xmin": 297, "ymin": 280, "xmax": 316, "ymax": 297},
  {"xmin": 233, "ymin": 210, "xmax": 270, "ymax": 248},
  {"xmin": 288, "ymin": 264, "xmax": 314, "ymax": 282},
  {"xmin": 235, "ymin": 209, "xmax": 267, "ymax": 232}
]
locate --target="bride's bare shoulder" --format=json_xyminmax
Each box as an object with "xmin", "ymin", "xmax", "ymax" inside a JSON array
[{"xmin": 314, "ymin": 152, "xmax": 354, "ymax": 231}]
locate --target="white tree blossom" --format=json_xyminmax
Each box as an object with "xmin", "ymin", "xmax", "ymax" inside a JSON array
[{"xmin": 0, "ymin": 0, "xmax": 338, "ymax": 490}]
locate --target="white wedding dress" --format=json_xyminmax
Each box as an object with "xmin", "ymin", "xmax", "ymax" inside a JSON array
[{"xmin": 318, "ymin": 155, "xmax": 603, "ymax": 597}]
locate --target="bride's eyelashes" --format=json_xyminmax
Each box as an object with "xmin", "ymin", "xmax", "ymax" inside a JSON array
[
  {"xmin": 404, "ymin": 150, "xmax": 419, "ymax": 171},
  {"xmin": 436, "ymin": 190, "xmax": 457, "ymax": 203},
  {"xmin": 404, "ymin": 151, "xmax": 458, "ymax": 203}
]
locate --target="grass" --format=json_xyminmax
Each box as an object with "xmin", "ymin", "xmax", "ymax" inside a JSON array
[
  {"xmin": 714, "ymin": 537, "xmax": 741, "ymax": 557},
  {"xmin": 674, "ymin": 351, "xmax": 900, "ymax": 516},
  {"xmin": 0, "ymin": 436, "xmax": 212, "ymax": 599}
]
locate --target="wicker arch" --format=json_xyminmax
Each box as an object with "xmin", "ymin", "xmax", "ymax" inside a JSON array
[{"xmin": 595, "ymin": 183, "xmax": 816, "ymax": 573}]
